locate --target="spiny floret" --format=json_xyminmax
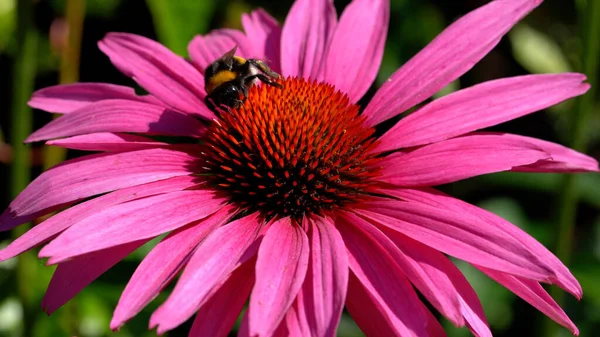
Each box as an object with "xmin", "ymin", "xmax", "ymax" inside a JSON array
[{"xmin": 201, "ymin": 77, "xmax": 381, "ymax": 219}]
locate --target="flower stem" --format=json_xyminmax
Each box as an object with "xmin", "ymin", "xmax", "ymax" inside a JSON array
[
  {"xmin": 43, "ymin": 0, "xmax": 86, "ymax": 170},
  {"xmin": 11, "ymin": 0, "xmax": 37, "ymax": 197},
  {"xmin": 548, "ymin": 0, "xmax": 599, "ymax": 333},
  {"xmin": 11, "ymin": 0, "xmax": 38, "ymax": 335}
]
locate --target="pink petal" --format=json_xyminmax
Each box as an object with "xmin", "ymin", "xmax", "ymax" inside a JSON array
[
  {"xmin": 98, "ymin": 33, "xmax": 213, "ymax": 119},
  {"xmin": 241, "ymin": 9, "xmax": 282, "ymax": 72},
  {"xmin": 272, "ymin": 324, "xmax": 289, "ymax": 337},
  {"xmin": 248, "ymin": 217, "xmax": 310, "ymax": 337},
  {"xmin": 189, "ymin": 257, "xmax": 256, "ymax": 337},
  {"xmin": 346, "ymin": 273, "xmax": 447, "ymax": 337},
  {"xmin": 424, "ymin": 309, "xmax": 448, "ymax": 337},
  {"xmin": 297, "ymin": 216, "xmax": 348, "ymax": 337},
  {"xmin": 355, "ymin": 199, "xmax": 557, "ymax": 282},
  {"xmin": 25, "ymin": 99, "xmax": 206, "ymax": 143},
  {"xmin": 274, "ymin": 299, "xmax": 312, "ymax": 337},
  {"xmin": 42, "ymin": 240, "xmax": 148, "ymax": 315},
  {"xmin": 379, "ymin": 134, "xmax": 550, "ymax": 187},
  {"xmin": 0, "ymin": 175, "xmax": 199, "ymax": 262},
  {"xmin": 363, "ymin": 0, "xmax": 544, "ymax": 126},
  {"xmin": 111, "ymin": 205, "xmax": 236, "ymax": 329},
  {"xmin": 280, "ymin": 0, "xmax": 336, "ymax": 79},
  {"xmin": 150, "ymin": 212, "xmax": 262, "ymax": 334},
  {"xmin": 383, "ymin": 229, "xmax": 491, "ymax": 337},
  {"xmin": 343, "ymin": 209, "xmax": 490, "ymax": 336},
  {"xmin": 28, "ymin": 83, "xmax": 163, "ymax": 114},
  {"xmin": 324, "ymin": 0, "xmax": 389, "ymax": 102},
  {"xmin": 377, "ymin": 74, "xmax": 589, "ymax": 151},
  {"xmin": 0, "ymin": 148, "xmax": 198, "ymax": 231},
  {"xmin": 39, "ymin": 189, "xmax": 224, "ymax": 262},
  {"xmin": 477, "ymin": 266, "xmax": 579, "ymax": 335},
  {"xmin": 345, "ymin": 274, "xmax": 408, "ymax": 337},
  {"xmin": 46, "ymin": 133, "xmax": 168, "ymax": 152},
  {"xmin": 188, "ymin": 29, "xmax": 254, "ymax": 72},
  {"xmin": 336, "ymin": 211, "xmax": 436, "ymax": 337},
  {"xmin": 384, "ymin": 187, "xmax": 582, "ymax": 298},
  {"xmin": 272, "ymin": 321, "xmax": 289, "ymax": 337},
  {"xmin": 487, "ymin": 133, "xmax": 599, "ymax": 172},
  {"xmin": 237, "ymin": 312, "xmax": 250, "ymax": 337},
  {"xmin": 516, "ymin": 161, "xmax": 598, "ymax": 173}
]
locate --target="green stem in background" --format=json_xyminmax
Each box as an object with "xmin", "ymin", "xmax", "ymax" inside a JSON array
[
  {"xmin": 556, "ymin": 0, "xmax": 600, "ymax": 284},
  {"xmin": 49, "ymin": 1, "xmax": 86, "ymax": 335},
  {"xmin": 43, "ymin": 0, "xmax": 86, "ymax": 170},
  {"xmin": 548, "ymin": 0, "xmax": 599, "ymax": 334},
  {"xmin": 11, "ymin": 0, "xmax": 38, "ymax": 336},
  {"xmin": 11, "ymin": 0, "xmax": 36, "ymax": 197},
  {"xmin": 60, "ymin": 0, "xmax": 85, "ymax": 85}
]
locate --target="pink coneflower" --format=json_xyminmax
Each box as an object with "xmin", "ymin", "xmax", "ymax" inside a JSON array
[{"xmin": 1, "ymin": 0, "xmax": 596, "ymax": 336}]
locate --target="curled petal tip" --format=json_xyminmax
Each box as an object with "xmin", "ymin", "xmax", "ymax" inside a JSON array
[
  {"xmin": 109, "ymin": 320, "xmax": 122, "ymax": 332},
  {"xmin": 23, "ymin": 134, "xmax": 38, "ymax": 143},
  {"xmin": 581, "ymin": 82, "xmax": 591, "ymax": 92},
  {"xmin": 26, "ymin": 98, "xmax": 38, "ymax": 109},
  {"xmin": 148, "ymin": 316, "xmax": 159, "ymax": 331},
  {"xmin": 570, "ymin": 283, "xmax": 583, "ymax": 301},
  {"xmin": 38, "ymin": 246, "xmax": 52, "ymax": 259},
  {"xmin": 568, "ymin": 72, "xmax": 588, "ymax": 81},
  {"xmin": 39, "ymin": 250, "xmax": 66, "ymax": 265},
  {"xmin": 41, "ymin": 304, "xmax": 50, "ymax": 316}
]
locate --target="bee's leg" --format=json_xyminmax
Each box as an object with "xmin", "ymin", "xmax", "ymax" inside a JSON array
[
  {"xmin": 246, "ymin": 59, "xmax": 281, "ymax": 79},
  {"xmin": 220, "ymin": 102, "xmax": 239, "ymax": 112},
  {"xmin": 234, "ymin": 84, "xmax": 247, "ymax": 107},
  {"xmin": 243, "ymin": 74, "xmax": 283, "ymax": 89},
  {"xmin": 238, "ymin": 82, "xmax": 249, "ymax": 98},
  {"xmin": 206, "ymin": 96, "xmax": 232, "ymax": 115},
  {"xmin": 205, "ymin": 95, "xmax": 218, "ymax": 113}
]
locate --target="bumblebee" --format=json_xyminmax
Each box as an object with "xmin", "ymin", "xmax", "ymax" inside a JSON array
[{"xmin": 204, "ymin": 46, "xmax": 283, "ymax": 113}]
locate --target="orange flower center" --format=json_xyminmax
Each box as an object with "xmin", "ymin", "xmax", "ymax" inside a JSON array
[{"xmin": 201, "ymin": 77, "xmax": 382, "ymax": 219}]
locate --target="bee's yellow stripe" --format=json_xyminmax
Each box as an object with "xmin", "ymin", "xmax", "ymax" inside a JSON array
[
  {"xmin": 206, "ymin": 70, "xmax": 237, "ymax": 94},
  {"xmin": 233, "ymin": 56, "xmax": 247, "ymax": 64}
]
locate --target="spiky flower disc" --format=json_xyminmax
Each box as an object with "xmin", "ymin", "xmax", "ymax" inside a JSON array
[{"xmin": 202, "ymin": 77, "xmax": 382, "ymax": 218}]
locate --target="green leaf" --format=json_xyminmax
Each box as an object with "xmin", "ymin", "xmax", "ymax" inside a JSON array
[
  {"xmin": 510, "ymin": 24, "xmax": 572, "ymax": 74},
  {"xmin": 146, "ymin": 0, "xmax": 216, "ymax": 56}
]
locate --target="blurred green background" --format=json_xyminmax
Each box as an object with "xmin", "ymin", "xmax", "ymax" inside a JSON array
[{"xmin": 0, "ymin": 0, "xmax": 598, "ymax": 336}]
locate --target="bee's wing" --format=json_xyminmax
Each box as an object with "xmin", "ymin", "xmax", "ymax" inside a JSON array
[{"xmin": 222, "ymin": 46, "xmax": 238, "ymax": 66}]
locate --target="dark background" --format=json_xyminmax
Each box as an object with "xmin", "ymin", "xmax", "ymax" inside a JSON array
[{"xmin": 0, "ymin": 0, "xmax": 598, "ymax": 336}]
